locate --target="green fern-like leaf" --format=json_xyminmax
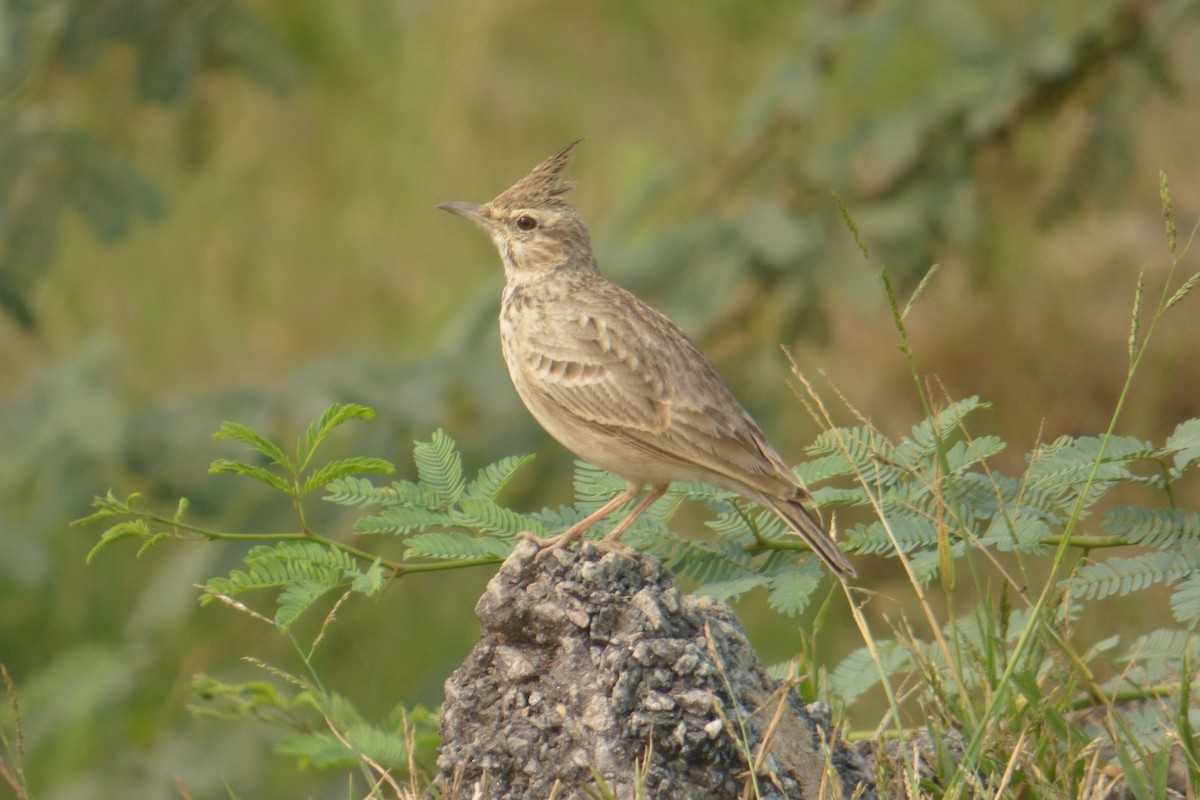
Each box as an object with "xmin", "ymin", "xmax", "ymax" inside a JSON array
[
  {"xmin": 208, "ymin": 458, "xmax": 293, "ymax": 494},
  {"xmin": 345, "ymin": 725, "xmax": 410, "ymax": 767},
  {"xmin": 1169, "ymin": 572, "xmax": 1200, "ymax": 628},
  {"xmin": 351, "ymin": 559, "xmax": 388, "ymax": 596},
  {"xmin": 355, "ymin": 506, "xmax": 455, "ymax": 535},
  {"xmin": 809, "ymin": 486, "xmax": 869, "ymax": 508},
  {"xmin": 403, "ymin": 532, "xmax": 511, "ymax": 561},
  {"xmin": 696, "ymin": 573, "xmax": 771, "ymax": 603},
  {"xmin": 1121, "ymin": 628, "xmax": 1200, "ymax": 663},
  {"xmin": 1065, "ymin": 550, "xmax": 1199, "ymax": 601},
  {"xmin": 453, "ymin": 496, "xmax": 547, "ymax": 537},
  {"xmin": 895, "ymin": 396, "xmax": 989, "ymax": 464},
  {"xmin": 649, "ymin": 534, "xmax": 758, "ymax": 585},
  {"xmin": 1161, "ymin": 418, "xmax": 1200, "ymax": 473},
  {"xmin": 667, "ymin": 480, "xmax": 739, "ymax": 506},
  {"xmin": 201, "ymin": 542, "xmax": 363, "ymax": 629},
  {"xmin": 573, "ymin": 460, "xmax": 626, "ymax": 503},
  {"xmin": 943, "ymin": 436, "xmax": 1005, "ymax": 474},
  {"xmin": 1029, "ymin": 435, "xmax": 1152, "ymax": 484},
  {"xmin": 792, "ymin": 453, "xmax": 858, "ymax": 485},
  {"xmin": 704, "ymin": 507, "xmax": 759, "ymax": 541},
  {"xmin": 946, "ymin": 471, "xmax": 1003, "ymax": 520},
  {"xmin": 848, "ymin": 513, "xmax": 938, "ymax": 555},
  {"xmin": 413, "ymin": 430, "xmax": 465, "ymax": 505},
  {"xmin": 203, "ymin": 545, "xmax": 293, "ymax": 598},
  {"xmin": 85, "ymin": 519, "xmax": 151, "ymax": 563},
  {"xmin": 324, "ymin": 476, "xmax": 402, "ymax": 507},
  {"xmin": 808, "ymin": 424, "xmax": 905, "ymax": 484},
  {"xmin": 830, "ymin": 639, "xmax": 915, "ymax": 706},
  {"xmin": 388, "ymin": 479, "xmax": 443, "ymax": 508},
  {"xmin": 982, "ymin": 514, "xmax": 1053, "ymax": 553},
  {"xmin": 296, "ymin": 403, "xmax": 376, "ymax": 470},
  {"xmin": 276, "ymin": 579, "xmax": 340, "ymax": 631},
  {"xmin": 465, "ymin": 453, "xmax": 536, "ymax": 500},
  {"xmin": 1102, "ymin": 506, "xmax": 1200, "ymax": 547},
  {"xmin": 765, "ymin": 560, "xmax": 824, "ymax": 616},
  {"xmin": 212, "ymin": 420, "xmax": 292, "ymax": 468},
  {"xmin": 275, "ymin": 731, "xmax": 356, "ymax": 768},
  {"xmin": 300, "ymin": 456, "xmax": 395, "ymax": 496}
]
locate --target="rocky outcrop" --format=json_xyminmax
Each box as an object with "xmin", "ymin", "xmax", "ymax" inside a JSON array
[{"xmin": 432, "ymin": 541, "xmax": 871, "ymax": 799}]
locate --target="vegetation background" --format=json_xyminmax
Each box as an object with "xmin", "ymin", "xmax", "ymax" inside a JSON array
[{"xmin": 1, "ymin": 0, "xmax": 1198, "ymax": 796}]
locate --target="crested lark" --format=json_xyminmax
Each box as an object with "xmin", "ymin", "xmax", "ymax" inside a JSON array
[{"xmin": 438, "ymin": 141, "xmax": 855, "ymax": 577}]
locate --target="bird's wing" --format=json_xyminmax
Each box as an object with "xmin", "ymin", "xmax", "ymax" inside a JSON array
[{"xmin": 515, "ymin": 283, "xmax": 803, "ymax": 499}]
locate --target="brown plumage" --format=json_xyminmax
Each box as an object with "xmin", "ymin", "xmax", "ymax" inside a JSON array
[{"xmin": 438, "ymin": 141, "xmax": 855, "ymax": 577}]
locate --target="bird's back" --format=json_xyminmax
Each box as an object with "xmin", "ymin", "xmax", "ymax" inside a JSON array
[{"xmin": 501, "ymin": 269, "xmax": 806, "ymax": 502}]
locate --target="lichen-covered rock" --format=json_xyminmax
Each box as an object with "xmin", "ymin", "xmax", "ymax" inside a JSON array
[{"xmin": 433, "ymin": 541, "xmax": 872, "ymax": 799}]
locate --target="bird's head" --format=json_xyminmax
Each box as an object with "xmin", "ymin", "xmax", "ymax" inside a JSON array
[{"xmin": 438, "ymin": 140, "xmax": 597, "ymax": 283}]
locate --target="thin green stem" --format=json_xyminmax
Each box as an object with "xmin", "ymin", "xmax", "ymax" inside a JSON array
[
  {"xmin": 133, "ymin": 508, "xmax": 395, "ymax": 570},
  {"xmin": 1067, "ymin": 681, "xmax": 1197, "ymax": 712},
  {"xmin": 396, "ymin": 557, "xmax": 502, "ymax": 574}
]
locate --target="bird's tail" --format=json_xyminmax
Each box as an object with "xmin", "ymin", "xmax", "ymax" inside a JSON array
[{"xmin": 764, "ymin": 496, "xmax": 856, "ymax": 578}]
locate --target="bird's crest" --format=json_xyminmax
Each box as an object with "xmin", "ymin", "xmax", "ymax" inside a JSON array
[{"xmin": 492, "ymin": 140, "xmax": 582, "ymax": 210}]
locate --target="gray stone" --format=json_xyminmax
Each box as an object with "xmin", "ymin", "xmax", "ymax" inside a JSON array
[{"xmin": 432, "ymin": 541, "xmax": 873, "ymax": 799}]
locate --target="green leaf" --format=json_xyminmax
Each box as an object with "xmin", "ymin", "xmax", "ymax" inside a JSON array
[
  {"xmin": 453, "ymin": 496, "xmax": 547, "ymax": 537},
  {"xmin": 651, "ymin": 534, "xmax": 757, "ymax": 585},
  {"xmin": 848, "ymin": 513, "xmax": 938, "ymax": 555},
  {"xmin": 208, "ymin": 458, "xmax": 294, "ymax": 494},
  {"xmin": 324, "ymin": 476, "xmax": 401, "ymax": 507},
  {"xmin": 300, "ymin": 456, "xmax": 395, "ymax": 496},
  {"xmin": 765, "ymin": 560, "xmax": 825, "ymax": 616},
  {"xmin": 1161, "ymin": 418, "xmax": 1200, "ymax": 473},
  {"xmin": 830, "ymin": 640, "xmax": 913, "ymax": 705},
  {"xmin": 943, "ymin": 436, "xmax": 1005, "ymax": 473},
  {"xmin": 465, "ymin": 453, "xmax": 535, "ymax": 500},
  {"xmin": 1102, "ymin": 507, "xmax": 1200, "ymax": 547},
  {"xmin": 412, "ymin": 429, "xmax": 465, "ymax": 505},
  {"xmin": 213, "ymin": 421, "xmax": 293, "ymax": 470},
  {"xmin": 86, "ymin": 519, "xmax": 150, "ymax": 563},
  {"xmin": 792, "ymin": 453, "xmax": 857, "ymax": 485},
  {"xmin": 135, "ymin": 532, "xmax": 173, "ymax": 558},
  {"xmin": 276, "ymin": 579, "xmax": 339, "ymax": 631},
  {"xmin": 275, "ymin": 731, "xmax": 356, "ymax": 768},
  {"xmin": 403, "ymin": 532, "xmax": 511, "ymax": 561},
  {"xmin": 1065, "ymin": 550, "xmax": 1199, "ymax": 601},
  {"xmin": 351, "ymin": 560, "xmax": 388, "ymax": 595},
  {"xmin": 296, "ymin": 402, "xmax": 376, "ymax": 470},
  {"xmin": 695, "ymin": 573, "xmax": 770, "ymax": 603},
  {"xmin": 1120, "ymin": 629, "xmax": 1200, "ymax": 663},
  {"xmin": 982, "ymin": 515, "xmax": 1052, "ymax": 554},
  {"xmin": 896, "ymin": 396, "xmax": 989, "ymax": 464},
  {"xmin": 808, "ymin": 424, "xmax": 905, "ymax": 484},
  {"xmin": 573, "ymin": 460, "xmax": 626, "ymax": 502},
  {"xmin": 345, "ymin": 725, "xmax": 411, "ymax": 766},
  {"xmin": 72, "ymin": 490, "xmax": 141, "ymax": 527},
  {"xmin": 201, "ymin": 542, "xmax": 355, "ymax": 604},
  {"xmin": 1170, "ymin": 573, "xmax": 1200, "ymax": 628},
  {"xmin": 355, "ymin": 506, "xmax": 456, "ymax": 535}
]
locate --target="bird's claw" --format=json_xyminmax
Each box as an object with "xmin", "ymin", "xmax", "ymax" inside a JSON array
[
  {"xmin": 520, "ymin": 529, "xmax": 631, "ymax": 561},
  {"xmin": 522, "ymin": 529, "xmax": 583, "ymax": 561}
]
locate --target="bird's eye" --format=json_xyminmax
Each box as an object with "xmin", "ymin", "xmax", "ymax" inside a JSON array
[{"xmin": 515, "ymin": 215, "xmax": 538, "ymax": 231}]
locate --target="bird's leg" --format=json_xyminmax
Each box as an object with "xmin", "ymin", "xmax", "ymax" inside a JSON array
[
  {"xmin": 596, "ymin": 484, "xmax": 669, "ymax": 552},
  {"xmin": 524, "ymin": 482, "xmax": 643, "ymax": 557}
]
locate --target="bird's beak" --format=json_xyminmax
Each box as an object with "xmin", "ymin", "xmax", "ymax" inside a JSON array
[{"xmin": 436, "ymin": 201, "xmax": 487, "ymax": 228}]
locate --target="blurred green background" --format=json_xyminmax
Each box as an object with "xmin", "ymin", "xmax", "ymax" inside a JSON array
[{"xmin": 2, "ymin": 0, "xmax": 1199, "ymax": 796}]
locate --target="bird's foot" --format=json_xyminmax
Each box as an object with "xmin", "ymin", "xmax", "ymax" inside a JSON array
[
  {"xmin": 523, "ymin": 528, "xmax": 585, "ymax": 561},
  {"xmin": 521, "ymin": 527, "xmax": 633, "ymax": 561},
  {"xmin": 594, "ymin": 533, "xmax": 632, "ymax": 556}
]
